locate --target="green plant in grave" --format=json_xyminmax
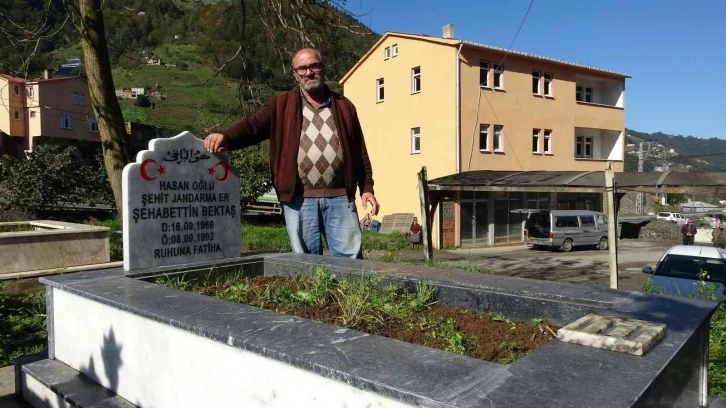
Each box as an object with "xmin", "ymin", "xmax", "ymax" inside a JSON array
[
  {"xmin": 221, "ymin": 281, "xmax": 250, "ymax": 304},
  {"xmin": 410, "ymin": 280, "xmax": 438, "ymax": 312},
  {"xmin": 155, "ymin": 274, "xmax": 192, "ymax": 291},
  {"xmin": 693, "ymin": 269, "xmax": 718, "ymax": 301},
  {"xmin": 440, "ymin": 317, "xmax": 475, "ymax": 355},
  {"xmin": 292, "ymin": 266, "xmax": 336, "ymax": 307}
]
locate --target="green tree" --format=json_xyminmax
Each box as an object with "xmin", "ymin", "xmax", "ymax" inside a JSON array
[
  {"xmin": 135, "ymin": 95, "xmax": 152, "ymax": 107},
  {"xmin": 0, "ymin": 144, "xmax": 113, "ymax": 213}
]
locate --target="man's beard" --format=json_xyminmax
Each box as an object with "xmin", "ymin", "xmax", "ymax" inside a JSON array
[{"xmin": 301, "ymin": 78, "xmax": 322, "ymax": 91}]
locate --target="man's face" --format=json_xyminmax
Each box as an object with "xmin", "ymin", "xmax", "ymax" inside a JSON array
[{"xmin": 293, "ymin": 50, "xmax": 324, "ymax": 92}]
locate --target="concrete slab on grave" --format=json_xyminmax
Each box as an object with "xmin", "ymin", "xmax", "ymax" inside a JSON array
[{"xmin": 28, "ymin": 253, "xmax": 718, "ymax": 408}]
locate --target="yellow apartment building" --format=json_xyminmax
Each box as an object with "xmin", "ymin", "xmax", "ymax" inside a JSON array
[
  {"xmin": 0, "ymin": 73, "xmax": 100, "ymax": 157},
  {"xmin": 341, "ymin": 25, "xmax": 630, "ymax": 248}
]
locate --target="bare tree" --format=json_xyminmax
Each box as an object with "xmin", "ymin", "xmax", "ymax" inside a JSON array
[{"xmin": 66, "ymin": 0, "xmax": 130, "ymax": 214}]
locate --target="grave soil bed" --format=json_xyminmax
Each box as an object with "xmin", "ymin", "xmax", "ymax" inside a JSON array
[{"xmin": 156, "ymin": 268, "xmax": 559, "ymax": 363}]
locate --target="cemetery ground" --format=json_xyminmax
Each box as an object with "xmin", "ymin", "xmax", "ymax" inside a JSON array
[{"xmin": 2, "ymin": 211, "xmax": 726, "ymax": 402}]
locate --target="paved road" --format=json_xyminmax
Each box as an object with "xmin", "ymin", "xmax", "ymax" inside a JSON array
[
  {"xmin": 0, "ymin": 366, "xmax": 27, "ymax": 408},
  {"xmin": 372, "ymin": 240, "xmax": 672, "ymax": 292}
]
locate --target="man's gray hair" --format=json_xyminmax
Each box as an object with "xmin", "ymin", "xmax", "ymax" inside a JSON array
[{"xmin": 292, "ymin": 48, "xmax": 324, "ymax": 68}]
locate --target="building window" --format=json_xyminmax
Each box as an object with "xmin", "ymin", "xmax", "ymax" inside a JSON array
[
  {"xmin": 411, "ymin": 127, "xmax": 421, "ymax": 154},
  {"xmin": 576, "ymin": 136, "xmax": 593, "ymax": 158},
  {"xmin": 13, "ymin": 109, "xmax": 20, "ymax": 120},
  {"xmin": 87, "ymin": 118, "xmax": 98, "ymax": 132},
  {"xmin": 392, "ymin": 44, "xmax": 398, "ymax": 57},
  {"xmin": 576, "ymin": 86, "xmax": 593, "ymax": 103},
  {"xmin": 411, "ymin": 67, "xmax": 421, "ymax": 93},
  {"xmin": 26, "ymin": 86, "xmax": 34, "ymax": 99},
  {"xmin": 72, "ymin": 92, "xmax": 79, "ymax": 104},
  {"xmin": 376, "ymin": 78, "xmax": 384, "ymax": 102},
  {"xmin": 544, "ymin": 129, "xmax": 552, "ymax": 153},
  {"xmin": 532, "ymin": 129, "xmax": 540, "ymax": 153},
  {"xmin": 384, "ymin": 47, "xmax": 390, "ymax": 60},
  {"xmin": 479, "ymin": 60, "xmax": 489, "ymax": 88},
  {"xmin": 493, "ymin": 64, "xmax": 504, "ymax": 89},
  {"xmin": 13, "ymin": 85, "xmax": 19, "ymax": 95},
  {"xmin": 544, "ymin": 73, "xmax": 553, "ymax": 96},
  {"xmin": 60, "ymin": 113, "xmax": 73, "ymax": 129},
  {"xmin": 532, "ymin": 70, "xmax": 541, "ymax": 95},
  {"xmin": 79, "ymin": 93, "xmax": 85, "ymax": 105},
  {"xmin": 30, "ymin": 111, "xmax": 36, "ymax": 118},
  {"xmin": 493, "ymin": 125, "xmax": 503, "ymax": 152},
  {"xmin": 479, "ymin": 124, "xmax": 489, "ymax": 151}
]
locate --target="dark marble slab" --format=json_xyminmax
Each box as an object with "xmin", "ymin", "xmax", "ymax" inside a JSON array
[
  {"xmin": 40, "ymin": 253, "xmax": 720, "ymax": 408},
  {"xmin": 22, "ymin": 359, "xmax": 135, "ymax": 408}
]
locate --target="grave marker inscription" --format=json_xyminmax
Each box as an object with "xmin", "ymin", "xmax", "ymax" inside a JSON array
[{"xmin": 122, "ymin": 131, "xmax": 241, "ymax": 270}]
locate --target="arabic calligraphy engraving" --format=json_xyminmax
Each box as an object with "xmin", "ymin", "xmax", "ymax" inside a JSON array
[{"xmin": 163, "ymin": 149, "xmax": 211, "ymax": 165}]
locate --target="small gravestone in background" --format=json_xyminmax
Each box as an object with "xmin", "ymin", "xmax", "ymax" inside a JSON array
[{"xmin": 122, "ymin": 131, "xmax": 241, "ymax": 271}]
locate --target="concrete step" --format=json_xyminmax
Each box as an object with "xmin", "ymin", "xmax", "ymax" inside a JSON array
[{"xmin": 18, "ymin": 359, "xmax": 135, "ymax": 408}]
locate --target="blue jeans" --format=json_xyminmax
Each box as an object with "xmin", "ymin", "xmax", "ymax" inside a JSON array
[{"xmin": 282, "ymin": 196, "xmax": 363, "ymax": 259}]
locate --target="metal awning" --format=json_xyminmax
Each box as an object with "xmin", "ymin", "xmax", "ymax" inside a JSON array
[{"xmin": 428, "ymin": 170, "xmax": 726, "ymax": 194}]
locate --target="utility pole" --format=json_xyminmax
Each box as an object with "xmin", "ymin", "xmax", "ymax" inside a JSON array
[
  {"xmin": 605, "ymin": 161, "xmax": 618, "ymax": 289},
  {"xmin": 636, "ymin": 142, "xmax": 644, "ymax": 214}
]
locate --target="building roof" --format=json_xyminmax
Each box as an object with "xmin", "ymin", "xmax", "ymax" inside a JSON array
[
  {"xmin": 340, "ymin": 32, "xmax": 631, "ymax": 83},
  {"xmin": 0, "ymin": 73, "xmax": 86, "ymax": 84},
  {"xmin": 427, "ymin": 170, "xmax": 726, "ymax": 193}
]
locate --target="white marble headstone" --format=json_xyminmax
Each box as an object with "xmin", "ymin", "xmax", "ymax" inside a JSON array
[{"xmin": 122, "ymin": 131, "xmax": 241, "ymax": 271}]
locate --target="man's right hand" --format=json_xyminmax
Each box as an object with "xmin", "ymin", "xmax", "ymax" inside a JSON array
[{"xmin": 204, "ymin": 133, "xmax": 228, "ymax": 153}]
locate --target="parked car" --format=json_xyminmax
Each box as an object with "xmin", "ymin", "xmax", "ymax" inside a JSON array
[
  {"xmin": 523, "ymin": 210, "xmax": 609, "ymax": 252},
  {"xmin": 656, "ymin": 212, "xmax": 688, "ymax": 224},
  {"xmin": 642, "ymin": 245, "xmax": 726, "ymax": 301}
]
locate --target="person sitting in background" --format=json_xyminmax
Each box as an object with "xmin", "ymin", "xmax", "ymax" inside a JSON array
[
  {"xmin": 713, "ymin": 222, "xmax": 726, "ymax": 249},
  {"xmin": 681, "ymin": 219, "xmax": 697, "ymax": 246},
  {"xmin": 409, "ymin": 217, "xmax": 422, "ymax": 248}
]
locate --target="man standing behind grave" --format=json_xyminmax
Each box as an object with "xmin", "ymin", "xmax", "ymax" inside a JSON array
[{"xmin": 204, "ymin": 48, "xmax": 379, "ymax": 259}]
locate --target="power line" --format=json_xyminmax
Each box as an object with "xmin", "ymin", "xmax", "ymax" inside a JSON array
[{"xmin": 466, "ymin": 0, "xmax": 535, "ymax": 172}]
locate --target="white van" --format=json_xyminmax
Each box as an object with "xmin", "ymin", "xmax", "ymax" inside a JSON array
[{"xmin": 523, "ymin": 210, "xmax": 609, "ymax": 252}]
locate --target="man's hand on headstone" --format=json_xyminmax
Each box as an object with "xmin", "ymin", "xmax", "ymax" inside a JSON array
[
  {"xmin": 204, "ymin": 133, "xmax": 228, "ymax": 153},
  {"xmin": 362, "ymin": 192, "xmax": 379, "ymax": 216}
]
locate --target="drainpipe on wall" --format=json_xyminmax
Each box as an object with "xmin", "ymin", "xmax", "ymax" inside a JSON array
[{"xmin": 455, "ymin": 43, "xmax": 463, "ymax": 174}]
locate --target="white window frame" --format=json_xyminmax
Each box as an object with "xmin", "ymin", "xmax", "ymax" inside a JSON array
[
  {"xmin": 376, "ymin": 78, "xmax": 384, "ymax": 102},
  {"xmin": 72, "ymin": 92, "xmax": 79, "ymax": 105},
  {"xmin": 493, "ymin": 125, "xmax": 503, "ymax": 152},
  {"xmin": 544, "ymin": 129, "xmax": 552, "ymax": 154},
  {"xmin": 12, "ymin": 85, "xmax": 19, "ymax": 95},
  {"xmin": 493, "ymin": 63, "xmax": 504, "ymax": 89},
  {"xmin": 13, "ymin": 109, "xmax": 21, "ymax": 120},
  {"xmin": 384, "ymin": 47, "xmax": 390, "ymax": 60},
  {"xmin": 411, "ymin": 66, "xmax": 421, "ymax": 94},
  {"xmin": 411, "ymin": 127, "xmax": 421, "ymax": 154},
  {"xmin": 87, "ymin": 117, "xmax": 98, "ymax": 132},
  {"xmin": 544, "ymin": 73, "xmax": 553, "ymax": 96},
  {"xmin": 391, "ymin": 44, "xmax": 398, "ymax": 57},
  {"xmin": 60, "ymin": 113, "xmax": 73, "ymax": 129},
  {"xmin": 585, "ymin": 87, "xmax": 593, "ymax": 103},
  {"xmin": 575, "ymin": 136, "xmax": 593, "ymax": 158},
  {"xmin": 479, "ymin": 124, "xmax": 489, "ymax": 151},
  {"xmin": 532, "ymin": 70, "xmax": 541, "ymax": 95},
  {"xmin": 26, "ymin": 86, "xmax": 34, "ymax": 99},
  {"xmin": 79, "ymin": 93, "xmax": 85, "ymax": 105},
  {"xmin": 532, "ymin": 128, "xmax": 541, "ymax": 153},
  {"xmin": 479, "ymin": 60, "xmax": 490, "ymax": 88}
]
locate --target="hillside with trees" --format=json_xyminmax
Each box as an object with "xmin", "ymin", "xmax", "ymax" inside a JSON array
[{"xmin": 625, "ymin": 129, "xmax": 726, "ymax": 172}]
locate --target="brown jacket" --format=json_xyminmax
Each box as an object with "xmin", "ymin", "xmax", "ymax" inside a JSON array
[{"xmin": 221, "ymin": 85, "xmax": 375, "ymax": 203}]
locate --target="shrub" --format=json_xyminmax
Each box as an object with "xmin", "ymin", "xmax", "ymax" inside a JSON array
[{"xmin": 0, "ymin": 144, "xmax": 114, "ymax": 213}]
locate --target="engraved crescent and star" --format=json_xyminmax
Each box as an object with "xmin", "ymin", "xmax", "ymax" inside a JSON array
[{"xmin": 139, "ymin": 158, "xmax": 229, "ymax": 182}]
